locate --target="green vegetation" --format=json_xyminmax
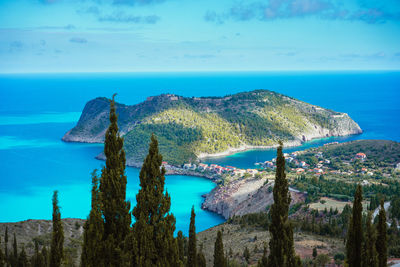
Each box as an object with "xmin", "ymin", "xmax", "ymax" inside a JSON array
[
  {"xmin": 2, "ymin": 97, "xmax": 397, "ymax": 266},
  {"xmin": 266, "ymin": 142, "xmax": 301, "ymax": 267},
  {"xmin": 81, "ymin": 170, "xmax": 103, "ymax": 267},
  {"xmin": 346, "ymin": 184, "xmax": 363, "ymax": 267},
  {"xmin": 131, "ymin": 134, "xmax": 180, "ymax": 266},
  {"xmin": 213, "ymin": 230, "xmax": 225, "ymax": 267},
  {"xmin": 363, "ymin": 211, "xmax": 378, "ymax": 267},
  {"xmin": 66, "ymin": 90, "xmax": 361, "ymax": 165},
  {"xmin": 292, "ymin": 174, "xmax": 400, "ymax": 204},
  {"xmin": 295, "ymin": 140, "xmax": 400, "ymax": 177},
  {"xmin": 50, "ymin": 191, "xmax": 64, "ymax": 267},
  {"xmin": 377, "ymin": 201, "xmax": 388, "ymax": 267},
  {"xmin": 188, "ymin": 206, "xmax": 197, "ymax": 267},
  {"xmin": 99, "ymin": 95, "xmax": 131, "ymax": 265}
]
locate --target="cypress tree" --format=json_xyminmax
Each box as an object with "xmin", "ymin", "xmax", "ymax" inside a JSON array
[
  {"xmin": 41, "ymin": 246, "xmax": 48, "ymax": 267},
  {"xmin": 346, "ymin": 184, "xmax": 363, "ymax": 267},
  {"xmin": 213, "ymin": 230, "xmax": 225, "ymax": 267},
  {"xmin": 33, "ymin": 240, "xmax": 44, "ymax": 267},
  {"xmin": 177, "ymin": 231, "xmax": 185, "ymax": 263},
  {"xmin": 99, "ymin": 94, "xmax": 131, "ymax": 266},
  {"xmin": 197, "ymin": 243, "xmax": 206, "ymax": 267},
  {"xmin": 131, "ymin": 134, "xmax": 179, "ymax": 266},
  {"xmin": 4, "ymin": 227, "xmax": 8, "ymax": 265},
  {"xmin": 376, "ymin": 200, "xmax": 387, "ymax": 267},
  {"xmin": 362, "ymin": 211, "xmax": 377, "ymax": 267},
  {"xmin": 50, "ymin": 190, "xmax": 64, "ymax": 267},
  {"xmin": 187, "ymin": 206, "xmax": 197, "ymax": 267},
  {"xmin": 12, "ymin": 233, "xmax": 17, "ymax": 267},
  {"xmin": 0, "ymin": 237, "xmax": 4, "ymax": 267},
  {"xmin": 243, "ymin": 246, "xmax": 250, "ymax": 263},
  {"xmin": 267, "ymin": 142, "xmax": 299, "ymax": 267},
  {"xmin": 257, "ymin": 242, "xmax": 268, "ymax": 267},
  {"xmin": 312, "ymin": 247, "xmax": 318, "ymax": 259},
  {"xmin": 197, "ymin": 253, "xmax": 206, "ymax": 267},
  {"xmin": 81, "ymin": 170, "xmax": 104, "ymax": 267},
  {"xmin": 17, "ymin": 246, "xmax": 27, "ymax": 267}
]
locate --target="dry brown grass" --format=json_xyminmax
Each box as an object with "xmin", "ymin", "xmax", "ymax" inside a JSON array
[{"xmin": 197, "ymin": 223, "xmax": 345, "ymax": 266}]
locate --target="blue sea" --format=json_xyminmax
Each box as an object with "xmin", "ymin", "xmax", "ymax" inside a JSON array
[{"xmin": 0, "ymin": 71, "xmax": 399, "ymax": 234}]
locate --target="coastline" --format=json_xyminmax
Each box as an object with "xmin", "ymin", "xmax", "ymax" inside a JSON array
[
  {"xmin": 83, "ymin": 130, "xmax": 363, "ymax": 221},
  {"xmin": 197, "ymin": 140, "xmax": 302, "ymax": 159}
]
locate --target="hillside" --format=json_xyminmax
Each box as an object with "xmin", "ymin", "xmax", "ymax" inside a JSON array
[
  {"xmin": 294, "ymin": 139, "xmax": 400, "ymax": 178},
  {"xmin": 0, "ymin": 217, "xmax": 345, "ymax": 266},
  {"xmin": 0, "ymin": 218, "xmax": 84, "ymax": 265},
  {"xmin": 63, "ymin": 90, "xmax": 362, "ymax": 165}
]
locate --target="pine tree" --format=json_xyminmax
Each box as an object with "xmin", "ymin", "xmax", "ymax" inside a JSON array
[
  {"xmin": 376, "ymin": 200, "xmax": 387, "ymax": 267},
  {"xmin": 362, "ymin": 211, "xmax": 377, "ymax": 267},
  {"xmin": 187, "ymin": 206, "xmax": 197, "ymax": 267},
  {"xmin": 197, "ymin": 243, "xmax": 206, "ymax": 267},
  {"xmin": 346, "ymin": 184, "xmax": 363, "ymax": 267},
  {"xmin": 177, "ymin": 231, "xmax": 185, "ymax": 264},
  {"xmin": 213, "ymin": 230, "xmax": 225, "ymax": 267},
  {"xmin": 99, "ymin": 94, "xmax": 131, "ymax": 266},
  {"xmin": 81, "ymin": 170, "xmax": 104, "ymax": 267},
  {"xmin": 131, "ymin": 134, "xmax": 179, "ymax": 266},
  {"xmin": 267, "ymin": 142, "xmax": 299, "ymax": 267},
  {"xmin": 50, "ymin": 190, "xmax": 64, "ymax": 267}
]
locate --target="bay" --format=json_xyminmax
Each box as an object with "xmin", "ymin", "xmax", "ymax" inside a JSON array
[{"xmin": 0, "ymin": 71, "xmax": 399, "ymax": 234}]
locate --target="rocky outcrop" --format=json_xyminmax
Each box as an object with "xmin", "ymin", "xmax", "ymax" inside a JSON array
[{"xmin": 202, "ymin": 179, "xmax": 306, "ymax": 219}]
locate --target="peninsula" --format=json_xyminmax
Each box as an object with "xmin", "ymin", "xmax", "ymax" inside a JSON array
[{"xmin": 63, "ymin": 90, "xmax": 362, "ymax": 166}]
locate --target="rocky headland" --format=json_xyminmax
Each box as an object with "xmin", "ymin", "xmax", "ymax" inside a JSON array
[{"xmin": 63, "ymin": 90, "xmax": 362, "ymax": 166}]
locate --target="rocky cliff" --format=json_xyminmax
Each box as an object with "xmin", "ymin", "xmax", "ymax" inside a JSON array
[{"xmin": 202, "ymin": 178, "xmax": 306, "ymax": 219}]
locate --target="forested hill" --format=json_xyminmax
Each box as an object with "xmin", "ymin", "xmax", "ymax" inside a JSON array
[{"xmin": 63, "ymin": 90, "xmax": 362, "ymax": 165}]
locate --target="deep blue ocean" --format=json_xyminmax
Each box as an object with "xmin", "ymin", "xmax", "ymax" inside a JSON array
[{"xmin": 0, "ymin": 71, "xmax": 399, "ymax": 234}]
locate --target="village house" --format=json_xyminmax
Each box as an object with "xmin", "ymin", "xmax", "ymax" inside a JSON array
[
  {"xmin": 183, "ymin": 163, "xmax": 196, "ymax": 170},
  {"xmin": 355, "ymin": 152, "xmax": 367, "ymax": 161},
  {"xmin": 264, "ymin": 161, "xmax": 274, "ymax": 168},
  {"xmin": 285, "ymin": 156, "xmax": 294, "ymax": 163},
  {"xmin": 225, "ymin": 166, "xmax": 236, "ymax": 171},
  {"xmin": 197, "ymin": 163, "xmax": 208, "ymax": 171},
  {"xmin": 300, "ymin": 161, "xmax": 307, "ymax": 168}
]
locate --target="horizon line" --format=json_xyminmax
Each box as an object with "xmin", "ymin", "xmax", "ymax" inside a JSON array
[{"xmin": 1, "ymin": 68, "xmax": 400, "ymax": 75}]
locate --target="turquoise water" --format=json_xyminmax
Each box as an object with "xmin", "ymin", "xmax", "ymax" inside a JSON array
[
  {"xmin": 0, "ymin": 120, "xmax": 223, "ymax": 234},
  {"xmin": 1, "ymin": 71, "xmax": 399, "ymax": 234}
]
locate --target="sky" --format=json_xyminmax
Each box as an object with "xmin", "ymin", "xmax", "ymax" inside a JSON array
[{"xmin": 0, "ymin": 0, "xmax": 400, "ymax": 73}]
